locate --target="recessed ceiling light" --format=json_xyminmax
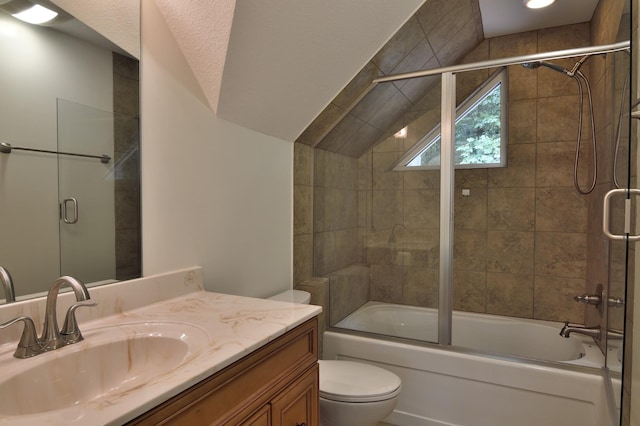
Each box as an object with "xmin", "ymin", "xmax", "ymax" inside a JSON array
[
  {"xmin": 12, "ymin": 4, "xmax": 58, "ymax": 25},
  {"xmin": 523, "ymin": 0, "xmax": 556, "ymax": 9}
]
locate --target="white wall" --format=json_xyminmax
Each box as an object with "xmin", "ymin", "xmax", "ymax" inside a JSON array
[
  {"xmin": 0, "ymin": 13, "xmax": 114, "ymax": 296},
  {"xmin": 141, "ymin": 0, "xmax": 293, "ymax": 298}
]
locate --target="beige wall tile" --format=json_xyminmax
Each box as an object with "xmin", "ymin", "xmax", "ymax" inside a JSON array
[
  {"xmin": 454, "ymin": 230, "xmax": 487, "ymax": 272},
  {"xmin": 333, "ymin": 62, "xmax": 381, "ymax": 111},
  {"xmin": 536, "ymin": 141, "xmax": 589, "ymax": 187},
  {"xmin": 488, "ymin": 143, "xmax": 536, "ymax": 187},
  {"xmin": 489, "ymin": 31, "xmax": 537, "ymax": 59},
  {"xmin": 486, "ymin": 272, "xmax": 534, "ymax": 318},
  {"xmin": 535, "ymin": 232, "xmax": 587, "ymax": 278},
  {"xmin": 293, "ymin": 234, "xmax": 313, "ymax": 284},
  {"xmin": 536, "ymin": 64, "xmax": 581, "ymax": 98},
  {"xmin": 294, "ymin": 185, "xmax": 313, "ymax": 235},
  {"xmin": 404, "ymin": 189, "xmax": 440, "ymax": 229},
  {"xmin": 536, "ymin": 187, "xmax": 588, "ymax": 232},
  {"xmin": 372, "ymin": 190, "xmax": 403, "ymax": 230},
  {"xmin": 507, "ymin": 65, "xmax": 538, "ymax": 101},
  {"xmin": 296, "ymin": 103, "xmax": 344, "ymax": 146},
  {"xmin": 454, "ymin": 187, "xmax": 487, "ymax": 230},
  {"xmin": 537, "ymin": 95, "xmax": 586, "ymax": 142},
  {"xmin": 404, "ymin": 170, "xmax": 440, "ymax": 190},
  {"xmin": 487, "ymin": 188, "xmax": 535, "ymax": 231},
  {"xmin": 453, "ymin": 269, "xmax": 487, "ymax": 312},
  {"xmin": 372, "ymin": 151, "xmax": 402, "ymax": 190},
  {"xmin": 455, "ymin": 169, "xmax": 488, "ymax": 188},
  {"xmin": 335, "ymin": 228, "xmax": 360, "ymax": 270},
  {"xmin": 538, "ymin": 23, "xmax": 590, "ymax": 52},
  {"xmin": 508, "ymin": 100, "xmax": 537, "ymax": 143},
  {"xmin": 487, "ymin": 231, "xmax": 534, "ymax": 274},
  {"xmin": 370, "ymin": 264, "xmax": 404, "ymax": 303},
  {"xmin": 403, "ymin": 267, "xmax": 439, "ymax": 307},
  {"xmin": 313, "ymin": 231, "xmax": 335, "ymax": 276},
  {"xmin": 328, "ymin": 265, "xmax": 370, "ymax": 325},
  {"xmin": 419, "ymin": 0, "xmax": 473, "ymax": 56},
  {"xmin": 372, "ymin": 17, "xmax": 426, "ymax": 75},
  {"xmin": 534, "ymin": 275, "xmax": 586, "ymax": 323},
  {"xmin": 294, "ymin": 142, "xmax": 313, "ymax": 187}
]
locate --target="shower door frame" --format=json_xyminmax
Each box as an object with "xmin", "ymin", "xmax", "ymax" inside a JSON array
[{"xmin": 370, "ymin": 40, "xmax": 630, "ymax": 346}]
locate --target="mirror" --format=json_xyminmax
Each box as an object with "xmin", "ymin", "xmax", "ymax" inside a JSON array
[{"xmin": 0, "ymin": 1, "xmax": 140, "ymax": 301}]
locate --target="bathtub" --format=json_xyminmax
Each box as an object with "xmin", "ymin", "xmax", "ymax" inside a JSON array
[{"xmin": 324, "ymin": 302, "xmax": 620, "ymax": 426}]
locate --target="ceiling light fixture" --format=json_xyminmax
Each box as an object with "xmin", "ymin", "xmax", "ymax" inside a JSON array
[
  {"xmin": 523, "ymin": 0, "xmax": 556, "ymax": 9},
  {"xmin": 0, "ymin": 0, "xmax": 59, "ymax": 25},
  {"xmin": 12, "ymin": 4, "xmax": 57, "ymax": 24}
]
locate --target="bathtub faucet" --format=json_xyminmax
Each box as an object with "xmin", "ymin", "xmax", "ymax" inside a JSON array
[{"xmin": 559, "ymin": 322, "xmax": 601, "ymax": 339}]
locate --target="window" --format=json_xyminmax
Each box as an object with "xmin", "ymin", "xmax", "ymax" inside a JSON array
[{"xmin": 394, "ymin": 68, "xmax": 507, "ymax": 171}]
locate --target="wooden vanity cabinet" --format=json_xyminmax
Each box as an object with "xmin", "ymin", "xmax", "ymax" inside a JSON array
[{"xmin": 128, "ymin": 318, "xmax": 319, "ymax": 426}]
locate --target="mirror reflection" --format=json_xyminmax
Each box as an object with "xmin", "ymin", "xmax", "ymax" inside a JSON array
[{"xmin": 0, "ymin": 1, "xmax": 140, "ymax": 302}]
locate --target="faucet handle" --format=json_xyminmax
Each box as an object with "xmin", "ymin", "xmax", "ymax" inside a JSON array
[
  {"xmin": 573, "ymin": 293, "xmax": 602, "ymax": 305},
  {"xmin": 61, "ymin": 302, "xmax": 97, "ymax": 344},
  {"xmin": 0, "ymin": 316, "xmax": 42, "ymax": 358}
]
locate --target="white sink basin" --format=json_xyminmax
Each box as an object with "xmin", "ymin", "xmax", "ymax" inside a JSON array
[{"xmin": 0, "ymin": 321, "xmax": 208, "ymax": 416}]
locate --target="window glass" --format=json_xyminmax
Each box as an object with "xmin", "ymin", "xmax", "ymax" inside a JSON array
[{"xmin": 396, "ymin": 68, "xmax": 507, "ymax": 170}]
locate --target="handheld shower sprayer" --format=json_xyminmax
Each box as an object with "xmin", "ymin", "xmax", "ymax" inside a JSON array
[
  {"xmin": 521, "ymin": 60, "xmax": 571, "ymax": 76},
  {"xmin": 521, "ymin": 54, "xmax": 600, "ymax": 195}
]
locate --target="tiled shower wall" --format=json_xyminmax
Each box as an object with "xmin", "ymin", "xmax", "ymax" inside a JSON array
[
  {"xmin": 294, "ymin": 21, "xmax": 629, "ymax": 327},
  {"xmin": 362, "ymin": 23, "xmax": 596, "ymax": 324},
  {"xmin": 113, "ymin": 53, "xmax": 141, "ymax": 281}
]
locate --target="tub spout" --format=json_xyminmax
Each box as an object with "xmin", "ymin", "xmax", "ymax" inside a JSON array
[{"xmin": 559, "ymin": 322, "xmax": 601, "ymax": 339}]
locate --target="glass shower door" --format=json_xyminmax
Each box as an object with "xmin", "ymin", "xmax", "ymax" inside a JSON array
[{"xmin": 57, "ymin": 99, "xmax": 115, "ymax": 284}]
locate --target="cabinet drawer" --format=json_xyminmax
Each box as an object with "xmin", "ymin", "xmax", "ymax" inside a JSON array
[
  {"xmin": 129, "ymin": 318, "xmax": 318, "ymax": 425},
  {"xmin": 240, "ymin": 405, "xmax": 270, "ymax": 426},
  {"xmin": 270, "ymin": 364, "xmax": 319, "ymax": 426}
]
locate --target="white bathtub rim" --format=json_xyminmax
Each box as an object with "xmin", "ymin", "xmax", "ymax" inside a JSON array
[
  {"xmin": 323, "ymin": 328, "xmax": 612, "ymax": 393},
  {"xmin": 333, "ymin": 301, "xmax": 611, "ymax": 369}
]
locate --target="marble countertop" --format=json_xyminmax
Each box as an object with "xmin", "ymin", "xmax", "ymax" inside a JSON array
[{"xmin": 0, "ymin": 268, "xmax": 321, "ymax": 425}]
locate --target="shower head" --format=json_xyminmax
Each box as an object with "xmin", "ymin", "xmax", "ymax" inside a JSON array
[{"xmin": 521, "ymin": 61, "xmax": 571, "ymax": 76}]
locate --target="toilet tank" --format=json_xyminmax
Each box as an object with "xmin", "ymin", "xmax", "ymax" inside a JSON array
[{"xmin": 268, "ymin": 289, "xmax": 311, "ymax": 304}]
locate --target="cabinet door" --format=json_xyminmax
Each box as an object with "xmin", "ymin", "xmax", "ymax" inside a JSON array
[
  {"xmin": 241, "ymin": 405, "xmax": 271, "ymax": 426},
  {"xmin": 270, "ymin": 364, "xmax": 319, "ymax": 426}
]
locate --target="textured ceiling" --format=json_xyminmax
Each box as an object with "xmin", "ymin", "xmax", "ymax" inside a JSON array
[
  {"xmin": 51, "ymin": 0, "xmax": 140, "ymax": 59},
  {"xmin": 155, "ymin": 0, "xmax": 236, "ymax": 114},
  {"xmin": 156, "ymin": 0, "xmax": 426, "ymax": 142}
]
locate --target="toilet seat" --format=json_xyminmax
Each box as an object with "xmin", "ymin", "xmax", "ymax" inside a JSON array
[{"xmin": 318, "ymin": 360, "xmax": 401, "ymax": 403}]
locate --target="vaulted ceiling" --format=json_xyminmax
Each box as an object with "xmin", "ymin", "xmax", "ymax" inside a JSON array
[
  {"xmin": 56, "ymin": 0, "xmax": 599, "ymax": 158},
  {"xmin": 51, "ymin": 0, "xmax": 602, "ymax": 154}
]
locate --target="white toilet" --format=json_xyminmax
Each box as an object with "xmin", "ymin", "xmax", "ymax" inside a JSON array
[{"xmin": 269, "ymin": 290, "xmax": 402, "ymax": 426}]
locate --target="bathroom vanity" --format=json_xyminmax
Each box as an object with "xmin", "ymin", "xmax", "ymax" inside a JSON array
[
  {"xmin": 129, "ymin": 318, "xmax": 318, "ymax": 425},
  {"xmin": 0, "ymin": 268, "xmax": 321, "ymax": 425}
]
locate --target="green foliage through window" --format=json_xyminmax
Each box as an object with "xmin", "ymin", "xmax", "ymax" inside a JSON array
[{"xmin": 400, "ymin": 68, "xmax": 507, "ymax": 170}]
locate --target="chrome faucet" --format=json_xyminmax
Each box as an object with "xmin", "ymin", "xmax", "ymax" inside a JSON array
[
  {"xmin": 0, "ymin": 267, "xmax": 15, "ymax": 303},
  {"xmin": 559, "ymin": 322, "xmax": 626, "ymax": 341},
  {"xmin": 559, "ymin": 322, "xmax": 601, "ymax": 339},
  {"xmin": 0, "ymin": 316, "xmax": 42, "ymax": 358},
  {"xmin": 0, "ymin": 276, "xmax": 96, "ymax": 358},
  {"xmin": 40, "ymin": 276, "xmax": 94, "ymax": 351}
]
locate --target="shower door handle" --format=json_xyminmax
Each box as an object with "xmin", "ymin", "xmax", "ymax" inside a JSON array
[
  {"xmin": 603, "ymin": 188, "xmax": 640, "ymax": 241},
  {"xmin": 61, "ymin": 198, "xmax": 79, "ymax": 224}
]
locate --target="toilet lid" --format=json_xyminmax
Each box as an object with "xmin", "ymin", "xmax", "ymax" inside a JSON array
[{"xmin": 318, "ymin": 360, "xmax": 401, "ymax": 403}]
